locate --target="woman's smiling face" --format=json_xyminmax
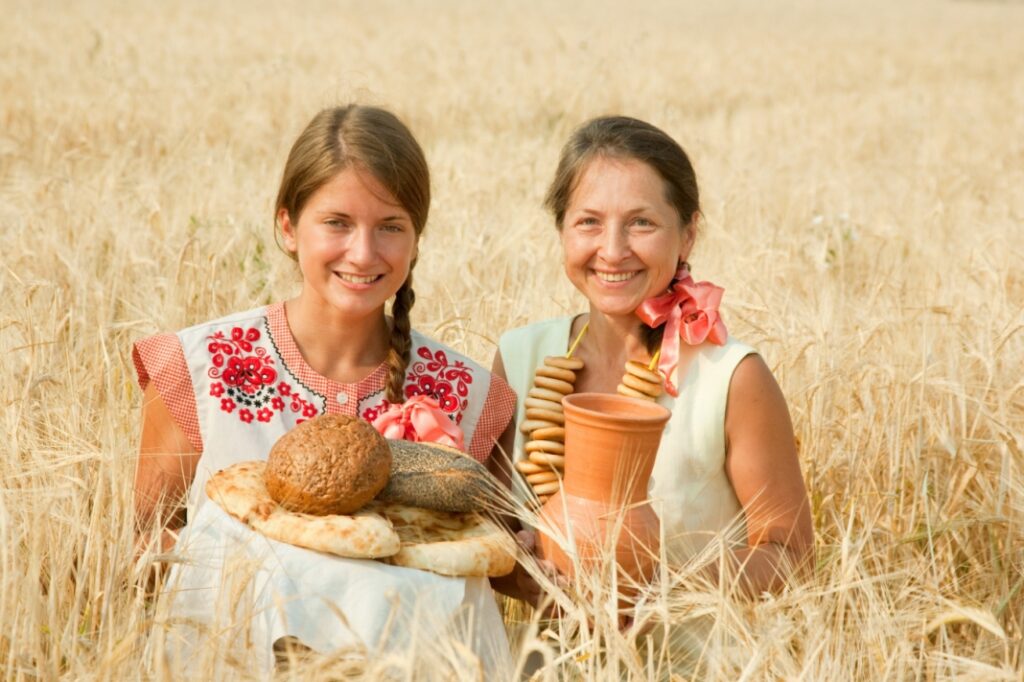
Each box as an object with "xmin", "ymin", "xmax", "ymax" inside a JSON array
[
  {"xmin": 560, "ymin": 155, "xmax": 695, "ymax": 318},
  {"xmin": 279, "ymin": 166, "xmax": 418, "ymax": 320}
]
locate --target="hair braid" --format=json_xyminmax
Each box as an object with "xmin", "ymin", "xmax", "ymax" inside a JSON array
[
  {"xmin": 385, "ymin": 274, "xmax": 416, "ymax": 404},
  {"xmin": 640, "ymin": 323, "xmax": 665, "ymax": 356}
]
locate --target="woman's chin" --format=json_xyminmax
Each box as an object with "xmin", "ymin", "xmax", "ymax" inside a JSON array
[{"xmin": 588, "ymin": 298, "xmax": 643, "ymax": 321}]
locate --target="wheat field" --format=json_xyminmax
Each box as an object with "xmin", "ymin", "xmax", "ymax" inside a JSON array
[{"xmin": 1, "ymin": 0, "xmax": 1022, "ymax": 679}]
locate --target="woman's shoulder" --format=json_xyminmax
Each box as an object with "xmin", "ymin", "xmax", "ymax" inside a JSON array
[
  {"xmin": 699, "ymin": 334, "xmax": 758, "ymax": 364},
  {"xmin": 407, "ymin": 328, "xmax": 491, "ymax": 376},
  {"xmin": 174, "ymin": 304, "xmax": 273, "ymax": 341},
  {"xmin": 134, "ymin": 304, "xmax": 273, "ymax": 349},
  {"xmin": 498, "ymin": 315, "xmax": 575, "ymax": 350},
  {"xmin": 406, "ymin": 329, "xmax": 516, "ymax": 462},
  {"xmin": 405, "ymin": 328, "xmax": 507, "ymax": 404}
]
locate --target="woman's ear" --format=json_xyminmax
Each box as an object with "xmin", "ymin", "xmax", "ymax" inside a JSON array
[
  {"xmin": 278, "ymin": 208, "xmax": 298, "ymax": 253},
  {"xmin": 678, "ymin": 211, "xmax": 698, "ymax": 263}
]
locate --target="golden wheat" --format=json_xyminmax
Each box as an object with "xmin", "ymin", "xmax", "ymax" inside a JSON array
[{"xmin": 1, "ymin": 0, "xmax": 1021, "ymax": 679}]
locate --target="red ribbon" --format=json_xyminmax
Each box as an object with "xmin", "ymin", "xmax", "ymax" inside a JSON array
[
  {"xmin": 635, "ymin": 266, "xmax": 728, "ymax": 397},
  {"xmin": 370, "ymin": 394, "xmax": 465, "ymax": 450}
]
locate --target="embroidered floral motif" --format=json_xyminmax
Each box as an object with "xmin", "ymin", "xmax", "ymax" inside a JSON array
[
  {"xmin": 361, "ymin": 399, "xmax": 393, "ymax": 424},
  {"xmin": 404, "ymin": 346, "xmax": 475, "ymax": 424},
  {"xmin": 207, "ymin": 325, "xmax": 320, "ymax": 425}
]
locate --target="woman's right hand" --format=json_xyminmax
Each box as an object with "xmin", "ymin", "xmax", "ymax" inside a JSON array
[{"xmin": 493, "ymin": 529, "xmax": 568, "ymax": 607}]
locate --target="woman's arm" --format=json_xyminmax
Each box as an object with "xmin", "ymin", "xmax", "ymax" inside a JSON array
[
  {"xmin": 486, "ymin": 350, "xmax": 549, "ymax": 604},
  {"xmin": 135, "ymin": 382, "xmax": 200, "ymax": 553},
  {"xmin": 719, "ymin": 354, "xmax": 814, "ymax": 594},
  {"xmin": 486, "ymin": 351, "xmax": 517, "ymax": 488}
]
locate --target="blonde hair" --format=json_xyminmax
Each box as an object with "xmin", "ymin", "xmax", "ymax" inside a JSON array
[{"xmin": 275, "ymin": 105, "xmax": 430, "ymax": 404}]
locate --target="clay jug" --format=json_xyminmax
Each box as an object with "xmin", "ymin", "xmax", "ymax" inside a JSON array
[{"xmin": 537, "ymin": 393, "xmax": 670, "ymax": 585}]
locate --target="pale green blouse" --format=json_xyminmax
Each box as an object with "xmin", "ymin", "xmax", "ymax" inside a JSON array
[{"xmin": 498, "ymin": 316, "xmax": 756, "ymax": 562}]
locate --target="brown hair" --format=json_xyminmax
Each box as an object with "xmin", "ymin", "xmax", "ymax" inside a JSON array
[
  {"xmin": 544, "ymin": 116, "xmax": 701, "ymax": 353},
  {"xmin": 275, "ymin": 105, "xmax": 430, "ymax": 404}
]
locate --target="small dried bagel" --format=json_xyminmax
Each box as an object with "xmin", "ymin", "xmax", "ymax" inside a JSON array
[
  {"xmin": 535, "ymin": 366, "xmax": 576, "ymax": 383},
  {"xmin": 524, "ymin": 397, "xmax": 564, "ymax": 413},
  {"xmin": 533, "ymin": 375, "xmax": 574, "ymax": 394},
  {"xmin": 621, "ymin": 372, "xmax": 662, "ymax": 396},
  {"xmin": 616, "ymin": 383, "xmax": 653, "ymax": 401},
  {"xmin": 525, "ymin": 470, "xmax": 559, "ymax": 485},
  {"xmin": 525, "ymin": 408, "xmax": 566, "ymax": 425},
  {"xmin": 530, "ymin": 426, "xmax": 566, "ymax": 441},
  {"xmin": 532, "ymin": 481, "xmax": 561, "ymax": 496},
  {"xmin": 528, "ymin": 387, "xmax": 565, "ymax": 403},
  {"xmin": 624, "ymin": 360, "xmax": 662, "ymax": 384},
  {"xmin": 544, "ymin": 356, "xmax": 584, "ymax": 371},
  {"xmin": 520, "ymin": 418, "xmax": 560, "ymax": 434},
  {"xmin": 528, "ymin": 451, "xmax": 566, "ymax": 468},
  {"xmin": 514, "ymin": 459, "xmax": 546, "ymax": 475},
  {"xmin": 525, "ymin": 440, "xmax": 566, "ymax": 455}
]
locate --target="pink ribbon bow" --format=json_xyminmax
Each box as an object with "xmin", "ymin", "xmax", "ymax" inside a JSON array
[
  {"xmin": 635, "ymin": 266, "xmax": 728, "ymax": 397},
  {"xmin": 370, "ymin": 394, "xmax": 465, "ymax": 450}
]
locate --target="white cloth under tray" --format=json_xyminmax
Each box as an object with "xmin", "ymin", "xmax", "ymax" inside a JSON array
[{"xmin": 160, "ymin": 501, "xmax": 512, "ymax": 676}]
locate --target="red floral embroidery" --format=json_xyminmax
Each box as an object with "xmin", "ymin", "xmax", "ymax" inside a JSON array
[
  {"xmin": 208, "ymin": 325, "xmax": 320, "ymax": 425},
  {"xmin": 361, "ymin": 400, "xmax": 393, "ymax": 424},
  {"xmin": 404, "ymin": 346, "xmax": 474, "ymax": 423}
]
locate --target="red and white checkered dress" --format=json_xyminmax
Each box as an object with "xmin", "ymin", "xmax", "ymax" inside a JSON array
[{"xmin": 134, "ymin": 302, "xmax": 515, "ymax": 511}]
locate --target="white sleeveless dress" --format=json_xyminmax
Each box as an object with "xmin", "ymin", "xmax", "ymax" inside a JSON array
[
  {"xmin": 499, "ymin": 315, "xmax": 755, "ymax": 562},
  {"xmin": 499, "ymin": 316, "xmax": 757, "ymax": 675},
  {"xmin": 134, "ymin": 303, "xmax": 516, "ymax": 675}
]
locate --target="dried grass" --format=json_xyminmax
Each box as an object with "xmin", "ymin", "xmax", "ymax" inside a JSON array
[{"xmin": 1, "ymin": 0, "xmax": 1022, "ymax": 678}]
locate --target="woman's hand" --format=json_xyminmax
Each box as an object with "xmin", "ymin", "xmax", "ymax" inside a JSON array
[{"xmin": 491, "ymin": 530, "xmax": 567, "ymax": 607}]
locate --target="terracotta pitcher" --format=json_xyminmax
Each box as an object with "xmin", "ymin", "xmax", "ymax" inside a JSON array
[{"xmin": 537, "ymin": 393, "xmax": 670, "ymax": 584}]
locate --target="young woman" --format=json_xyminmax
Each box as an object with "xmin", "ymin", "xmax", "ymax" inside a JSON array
[
  {"xmin": 492, "ymin": 116, "xmax": 813, "ymax": 606},
  {"xmin": 133, "ymin": 105, "xmax": 516, "ymax": 672}
]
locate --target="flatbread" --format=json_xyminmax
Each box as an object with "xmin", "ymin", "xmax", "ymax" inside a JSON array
[
  {"xmin": 206, "ymin": 461, "xmax": 401, "ymax": 559},
  {"xmin": 364, "ymin": 502, "xmax": 517, "ymax": 578}
]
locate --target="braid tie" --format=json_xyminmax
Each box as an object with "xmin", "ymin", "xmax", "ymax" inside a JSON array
[{"xmin": 385, "ymin": 275, "xmax": 415, "ymax": 404}]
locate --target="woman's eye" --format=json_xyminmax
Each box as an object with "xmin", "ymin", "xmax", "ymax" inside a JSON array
[
  {"xmin": 324, "ymin": 219, "xmax": 348, "ymax": 229},
  {"xmin": 381, "ymin": 223, "xmax": 405, "ymax": 233},
  {"xmin": 632, "ymin": 217, "xmax": 654, "ymax": 228},
  {"xmin": 578, "ymin": 217, "xmax": 599, "ymax": 227}
]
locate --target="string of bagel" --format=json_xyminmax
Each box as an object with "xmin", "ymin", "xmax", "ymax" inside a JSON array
[{"xmin": 515, "ymin": 322, "xmax": 665, "ymax": 503}]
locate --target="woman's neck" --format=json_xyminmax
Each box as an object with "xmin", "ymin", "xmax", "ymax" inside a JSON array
[
  {"xmin": 572, "ymin": 308, "xmax": 652, "ymax": 393},
  {"xmin": 284, "ymin": 295, "xmax": 391, "ymax": 384},
  {"xmin": 585, "ymin": 308, "xmax": 650, "ymax": 361}
]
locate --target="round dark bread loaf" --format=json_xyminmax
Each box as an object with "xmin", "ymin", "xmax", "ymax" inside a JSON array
[
  {"xmin": 264, "ymin": 415, "xmax": 391, "ymax": 515},
  {"xmin": 377, "ymin": 440, "xmax": 496, "ymax": 512}
]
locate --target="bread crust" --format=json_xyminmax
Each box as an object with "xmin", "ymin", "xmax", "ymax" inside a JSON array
[{"xmin": 264, "ymin": 415, "xmax": 392, "ymax": 515}]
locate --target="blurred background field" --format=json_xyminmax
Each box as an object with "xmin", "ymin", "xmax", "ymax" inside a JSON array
[{"xmin": 1, "ymin": 0, "xmax": 1022, "ymax": 678}]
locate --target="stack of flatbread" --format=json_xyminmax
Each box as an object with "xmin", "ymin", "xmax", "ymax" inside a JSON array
[{"xmin": 206, "ymin": 460, "xmax": 517, "ymax": 578}]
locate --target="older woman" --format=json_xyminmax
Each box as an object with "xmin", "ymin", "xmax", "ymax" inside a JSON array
[{"xmin": 492, "ymin": 116, "xmax": 812, "ymax": 608}]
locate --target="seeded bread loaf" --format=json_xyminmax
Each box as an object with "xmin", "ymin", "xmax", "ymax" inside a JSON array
[
  {"xmin": 264, "ymin": 414, "xmax": 392, "ymax": 515},
  {"xmin": 377, "ymin": 440, "xmax": 495, "ymax": 513}
]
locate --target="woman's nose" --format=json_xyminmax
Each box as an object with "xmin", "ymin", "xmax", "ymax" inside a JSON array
[
  {"xmin": 346, "ymin": 226, "xmax": 378, "ymax": 265},
  {"xmin": 599, "ymin": 224, "xmax": 631, "ymax": 262}
]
